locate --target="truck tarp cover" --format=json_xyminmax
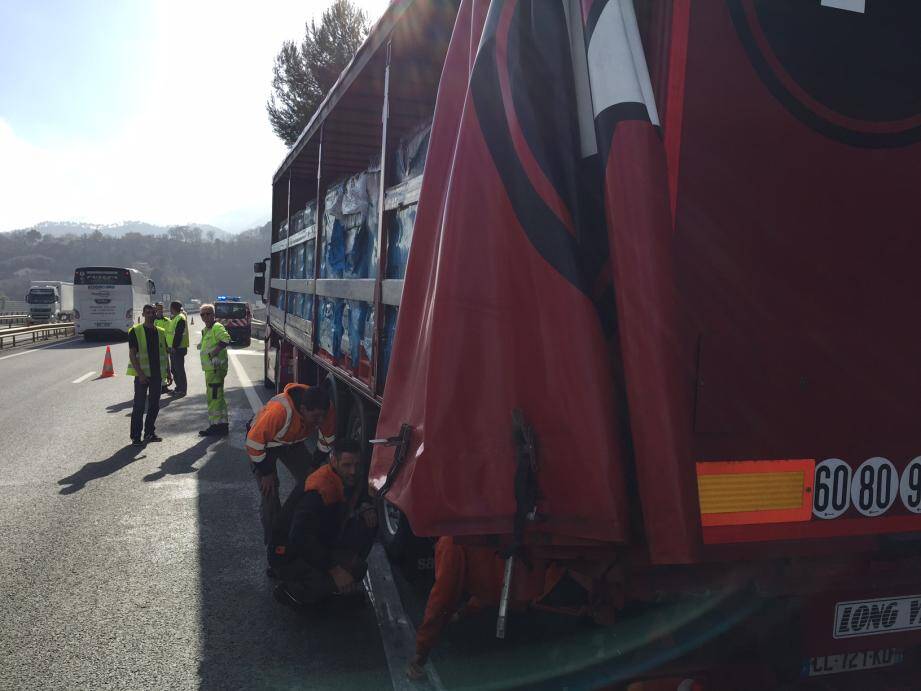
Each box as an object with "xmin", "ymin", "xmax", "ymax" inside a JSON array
[{"xmin": 369, "ymin": 0, "xmax": 685, "ymax": 546}]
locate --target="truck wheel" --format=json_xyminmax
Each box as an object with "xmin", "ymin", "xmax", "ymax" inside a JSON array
[
  {"xmin": 377, "ymin": 496, "xmax": 413, "ymax": 561},
  {"xmin": 344, "ymin": 391, "xmax": 376, "ymax": 465},
  {"xmin": 339, "ymin": 388, "xmax": 411, "ymax": 560},
  {"xmin": 242, "ymin": 337, "xmax": 252, "ymax": 348},
  {"xmin": 263, "ymin": 347, "xmax": 276, "ymax": 390},
  {"xmin": 325, "ymin": 372, "xmax": 347, "ymax": 438}
]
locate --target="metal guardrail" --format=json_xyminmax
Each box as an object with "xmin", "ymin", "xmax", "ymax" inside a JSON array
[
  {"xmin": 251, "ymin": 319, "xmax": 267, "ymax": 340},
  {"xmin": 0, "ymin": 323, "xmax": 74, "ymax": 349},
  {"xmin": 0, "ymin": 314, "xmax": 29, "ymax": 326},
  {"xmin": 0, "ymin": 301, "xmax": 29, "ymax": 313}
]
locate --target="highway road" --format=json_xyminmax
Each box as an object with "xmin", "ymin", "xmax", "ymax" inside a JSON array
[{"xmin": 0, "ymin": 324, "xmax": 394, "ymax": 690}]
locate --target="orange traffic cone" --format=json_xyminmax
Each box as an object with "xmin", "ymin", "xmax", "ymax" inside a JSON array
[{"xmin": 100, "ymin": 346, "xmax": 115, "ymax": 378}]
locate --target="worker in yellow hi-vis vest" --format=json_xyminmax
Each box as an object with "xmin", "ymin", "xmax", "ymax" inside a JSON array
[
  {"xmin": 127, "ymin": 304, "xmax": 171, "ymax": 446},
  {"xmin": 198, "ymin": 302, "xmax": 231, "ymax": 436},
  {"xmin": 166, "ymin": 301, "xmax": 189, "ymax": 397}
]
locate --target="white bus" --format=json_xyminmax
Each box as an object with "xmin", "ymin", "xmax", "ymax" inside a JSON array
[{"xmin": 73, "ymin": 266, "xmax": 155, "ymax": 340}]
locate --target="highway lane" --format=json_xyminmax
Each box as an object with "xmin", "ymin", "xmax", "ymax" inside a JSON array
[{"xmin": 0, "ymin": 327, "xmax": 391, "ymax": 689}]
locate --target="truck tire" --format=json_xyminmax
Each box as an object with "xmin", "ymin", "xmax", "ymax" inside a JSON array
[
  {"xmin": 344, "ymin": 391, "xmax": 376, "ymax": 465},
  {"xmin": 338, "ymin": 387, "xmax": 413, "ymax": 560},
  {"xmin": 325, "ymin": 372, "xmax": 343, "ymax": 429},
  {"xmin": 263, "ymin": 347, "xmax": 277, "ymax": 390},
  {"xmin": 377, "ymin": 496, "xmax": 413, "ymax": 562}
]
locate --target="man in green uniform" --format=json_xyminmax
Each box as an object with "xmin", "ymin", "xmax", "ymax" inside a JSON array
[
  {"xmin": 127, "ymin": 304, "xmax": 171, "ymax": 446},
  {"xmin": 154, "ymin": 302, "xmax": 173, "ymax": 393},
  {"xmin": 198, "ymin": 302, "xmax": 231, "ymax": 436}
]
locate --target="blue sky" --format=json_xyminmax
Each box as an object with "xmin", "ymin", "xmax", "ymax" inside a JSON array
[
  {"xmin": 0, "ymin": 0, "xmax": 388, "ymax": 232},
  {"xmin": 0, "ymin": 1, "xmax": 157, "ymax": 146}
]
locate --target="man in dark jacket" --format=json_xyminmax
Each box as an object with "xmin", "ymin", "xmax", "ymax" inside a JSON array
[
  {"xmin": 167, "ymin": 301, "xmax": 189, "ymax": 396},
  {"xmin": 273, "ymin": 439, "xmax": 377, "ymax": 608}
]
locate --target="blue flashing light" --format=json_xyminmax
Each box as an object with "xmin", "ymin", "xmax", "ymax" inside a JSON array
[{"xmin": 215, "ymin": 295, "xmax": 242, "ymax": 302}]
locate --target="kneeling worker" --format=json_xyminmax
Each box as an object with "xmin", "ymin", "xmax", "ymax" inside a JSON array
[
  {"xmin": 273, "ymin": 439, "xmax": 377, "ymax": 608},
  {"xmin": 245, "ymin": 383, "xmax": 336, "ymax": 555}
]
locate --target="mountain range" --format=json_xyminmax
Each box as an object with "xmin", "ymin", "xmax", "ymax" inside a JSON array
[{"xmin": 5, "ymin": 220, "xmax": 236, "ymax": 240}]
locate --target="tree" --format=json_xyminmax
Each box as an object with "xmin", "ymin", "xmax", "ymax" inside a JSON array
[{"xmin": 267, "ymin": 0, "xmax": 369, "ymax": 147}]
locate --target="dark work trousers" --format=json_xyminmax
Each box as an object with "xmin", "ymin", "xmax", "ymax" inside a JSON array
[
  {"xmin": 256, "ymin": 441, "xmax": 318, "ymax": 546},
  {"xmin": 170, "ymin": 348, "xmax": 187, "ymax": 394},
  {"xmin": 131, "ymin": 376, "xmax": 162, "ymax": 440},
  {"xmin": 280, "ymin": 516, "xmax": 377, "ymax": 604}
]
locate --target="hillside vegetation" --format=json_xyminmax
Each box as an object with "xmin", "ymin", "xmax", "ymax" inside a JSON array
[{"xmin": 0, "ymin": 223, "xmax": 270, "ymax": 306}]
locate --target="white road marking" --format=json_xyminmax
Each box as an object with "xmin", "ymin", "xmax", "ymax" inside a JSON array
[
  {"xmin": 365, "ymin": 545, "xmax": 446, "ymax": 691},
  {"xmin": 71, "ymin": 371, "xmax": 96, "ymax": 384},
  {"xmin": 0, "ymin": 337, "xmax": 78, "ymax": 361},
  {"xmin": 227, "ymin": 351, "xmax": 264, "ymax": 415}
]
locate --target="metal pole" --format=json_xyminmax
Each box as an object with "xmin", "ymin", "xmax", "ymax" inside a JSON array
[
  {"xmin": 496, "ymin": 556, "xmax": 515, "ymax": 639},
  {"xmin": 311, "ymin": 124, "xmax": 324, "ymax": 356},
  {"xmin": 370, "ymin": 40, "xmax": 392, "ymax": 397}
]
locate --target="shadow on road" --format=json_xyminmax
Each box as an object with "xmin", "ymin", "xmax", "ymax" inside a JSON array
[
  {"xmin": 106, "ymin": 391, "xmax": 180, "ymax": 415},
  {"xmin": 57, "ymin": 445, "xmax": 146, "ymax": 495},
  {"xmin": 106, "ymin": 399, "xmax": 135, "ymax": 414},
  {"xmin": 50, "ymin": 338, "xmax": 122, "ymax": 350},
  {"xmin": 143, "ymin": 436, "xmax": 218, "ymax": 482}
]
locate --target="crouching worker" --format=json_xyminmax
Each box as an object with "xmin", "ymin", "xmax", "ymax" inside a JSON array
[
  {"xmin": 406, "ymin": 537, "xmax": 579, "ymax": 680},
  {"xmin": 245, "ymin": 383, "xmax": 336, "ymax": 572},
  {"xmin": 273, "ymin": 439, "xmax": 377, "ymax": 609}
]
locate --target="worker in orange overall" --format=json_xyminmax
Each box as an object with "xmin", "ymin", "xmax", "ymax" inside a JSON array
[
  {"xmin": 273, "ymin": 439, "xmax": 377, "ymax": 609},
  {"xmin": 245, "ymin": 383, "xmax": 336, "ymax": 572},
  {"xmin": 406, "ymin": 537, "xmax": 580, "ymax": 680}
]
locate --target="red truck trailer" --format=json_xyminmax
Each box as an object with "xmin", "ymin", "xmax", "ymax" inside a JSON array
[{"xmin": 259, "ymin": 0, "xmax": 921, "ymax": 685}]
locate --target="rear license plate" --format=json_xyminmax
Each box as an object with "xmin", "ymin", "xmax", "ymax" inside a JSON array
[{"xmin": 805, "ymin": 648, "xmax": 902, "ymax": 677}]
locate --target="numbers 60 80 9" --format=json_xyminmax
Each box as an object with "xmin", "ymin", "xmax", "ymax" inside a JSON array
[{"xmin": 813, "ymin": 457, "xmax": 921, "ymax": 520}]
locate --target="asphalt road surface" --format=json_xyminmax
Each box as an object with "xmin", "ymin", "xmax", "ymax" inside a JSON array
[{"xmin": 0, "ymin": 324, "xmax": 394, "ymax": 690}]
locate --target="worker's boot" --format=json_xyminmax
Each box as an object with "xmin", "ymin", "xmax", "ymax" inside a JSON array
[
  {"xmin": 215, "ymin": 423, "xmax": 229, "ymax": 436},
  {"xmin": 198, "ymin": 425, "xmax": 217, "ymax": 436}
]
